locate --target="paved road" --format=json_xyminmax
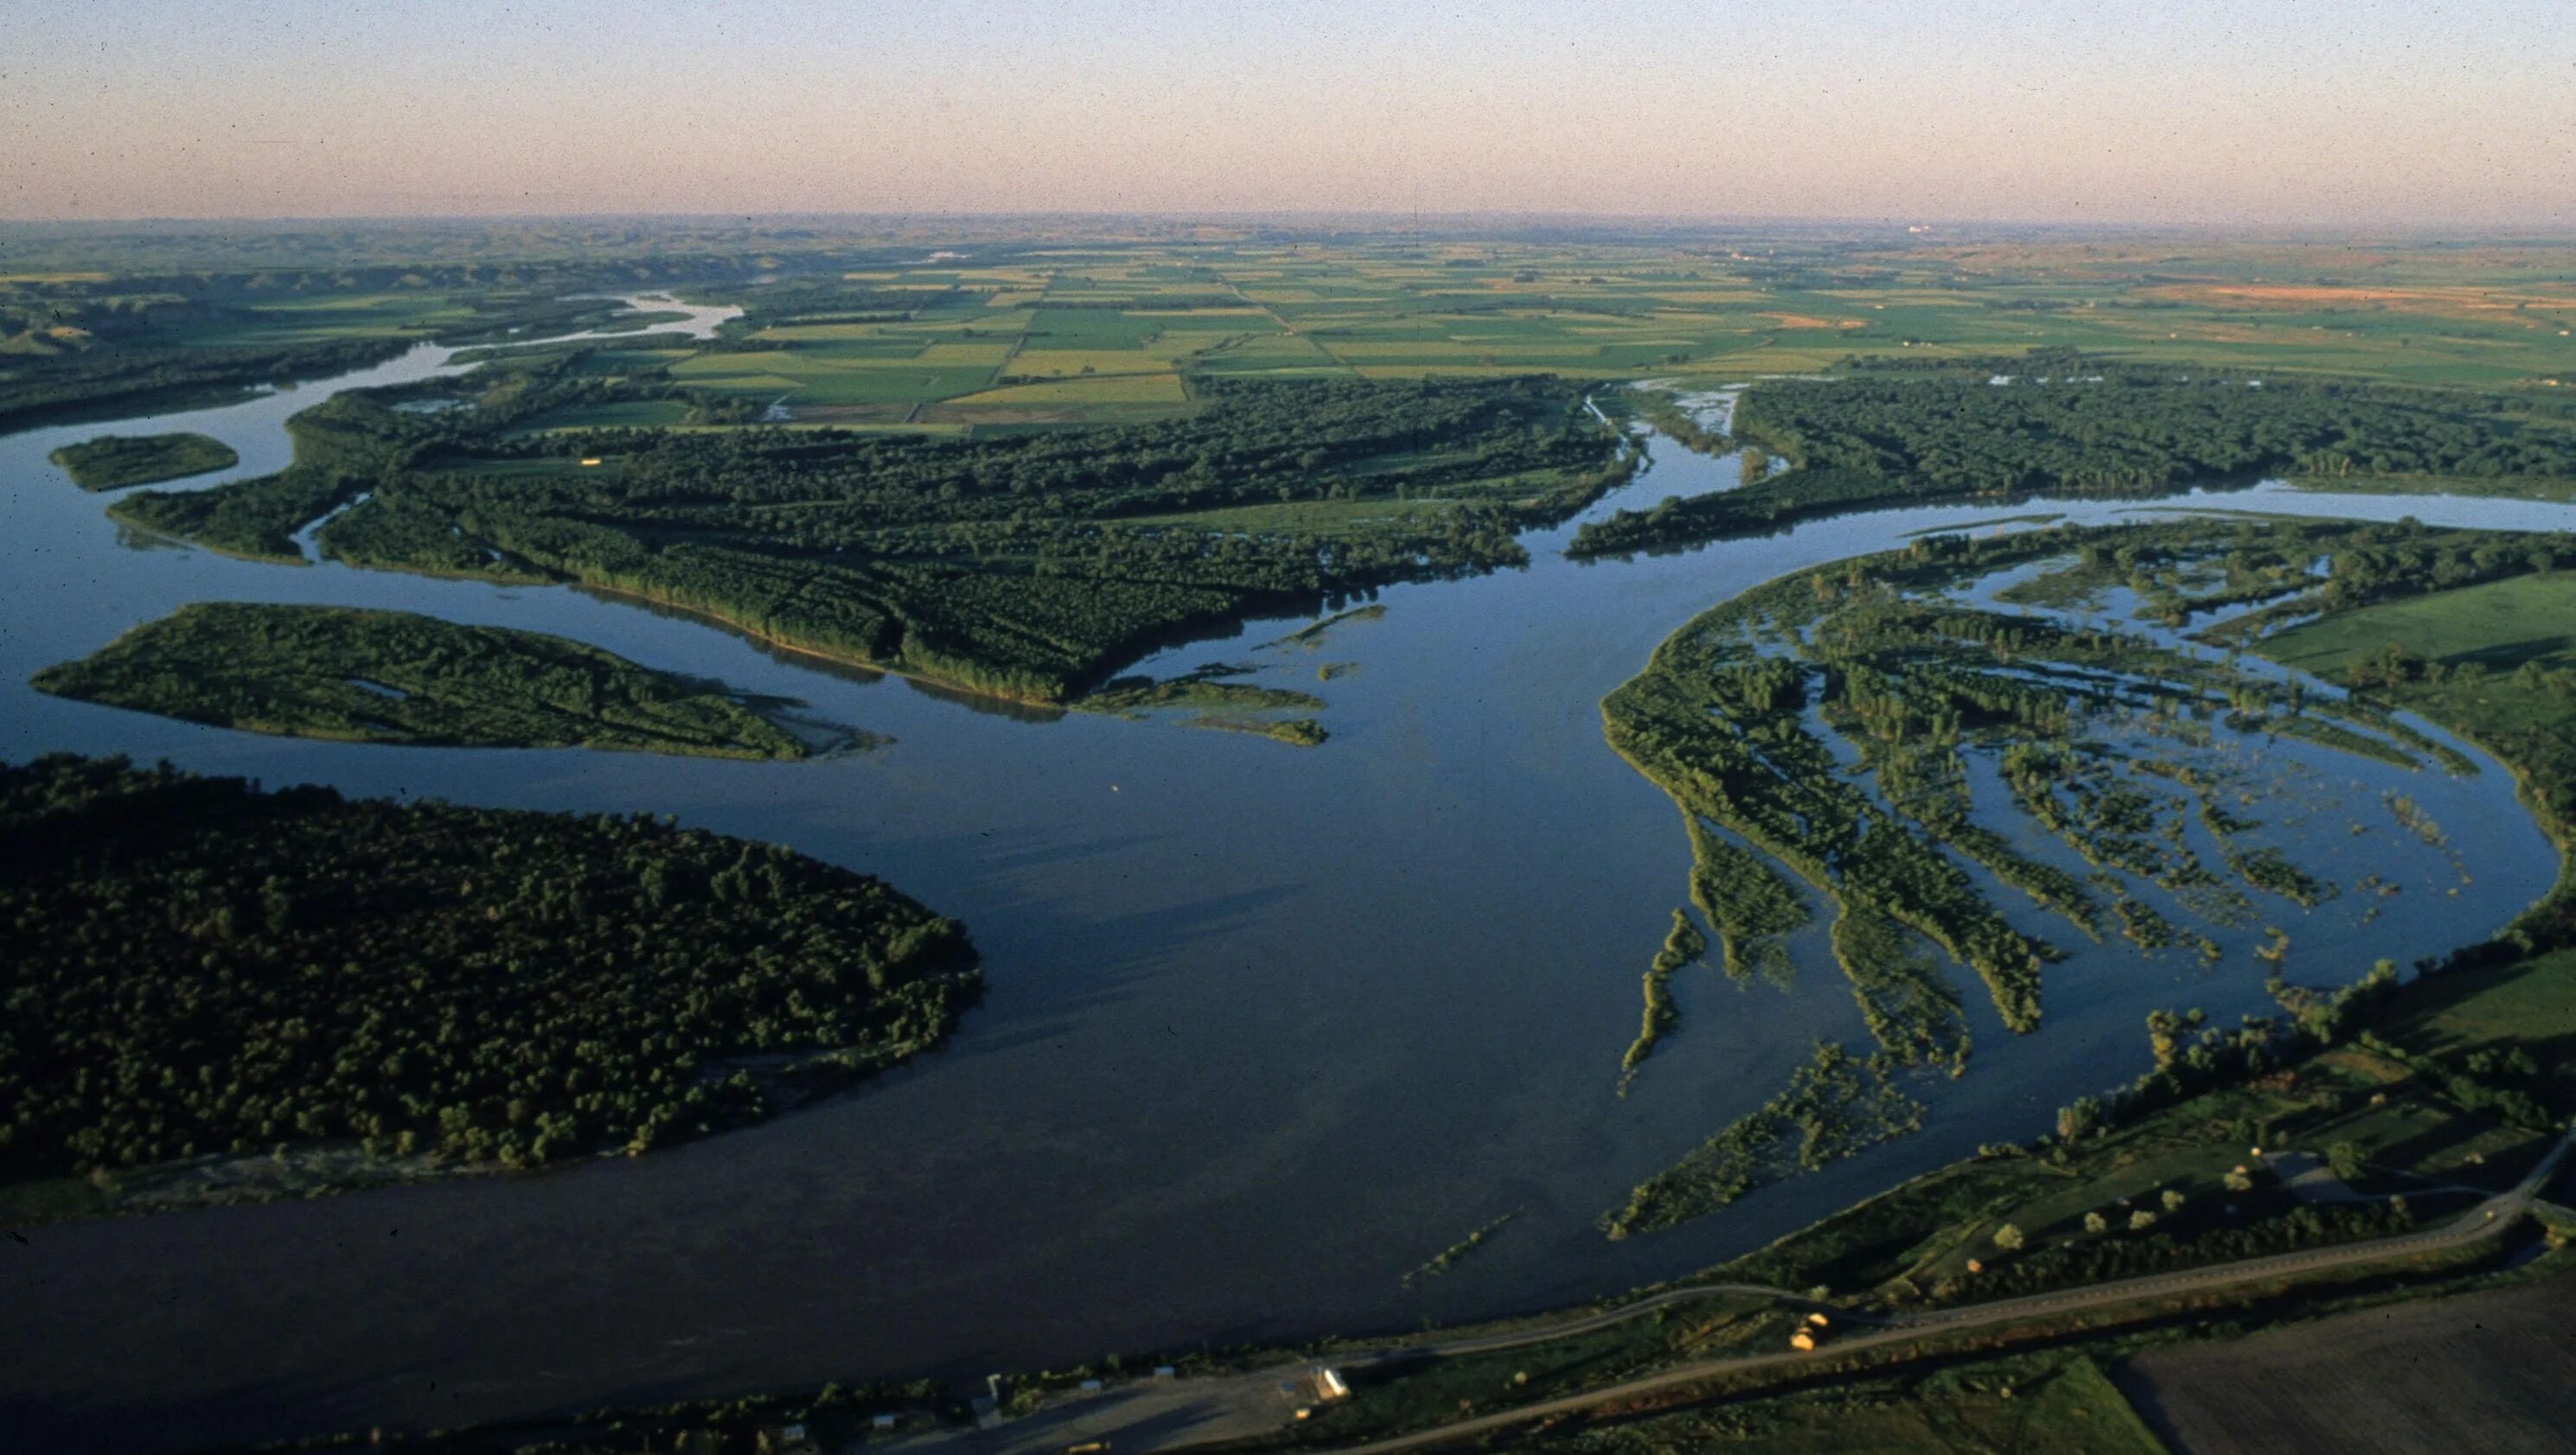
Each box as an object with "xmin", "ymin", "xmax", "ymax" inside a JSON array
[
  {"xmin": 904, "ymin": 1125, "xmax": 2571, "ymax": 1455},
  {"xmin": 1357, "ymin": 1283, "xmax": 1889, "ymax": 1363},
  {"xmin": 883, "ymin": 1284, "xmax": 1872, "ymax": 1455},
  {"xmin": 1325, "ymin": 1123, "xmax": 2576, "ymax": 1455}
]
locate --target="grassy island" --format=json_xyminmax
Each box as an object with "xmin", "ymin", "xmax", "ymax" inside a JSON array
[
  {"xmin": 0, "ymin": 754, "xmax": 979, "ymax": 1197},
  {"xmin": 33, "ymin": 603, "xmax": 813, "ymax": 758},
  {"xmin": 48, "ymin": 431, "xmax": 239, "ymax": 489},
  {"xmin": 1079, "ymin": 668, "xmax": 1330, "ymax": 744}
]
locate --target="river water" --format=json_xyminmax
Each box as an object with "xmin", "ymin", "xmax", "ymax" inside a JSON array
[{"xmin": 1, "ymin": 321, "xmax": 2567, "ymax": 1451}]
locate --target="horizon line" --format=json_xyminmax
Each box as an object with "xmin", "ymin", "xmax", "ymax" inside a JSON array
[{"xmin": 6, "ymin": 208, "xmax": 2576, "ymax": 240}]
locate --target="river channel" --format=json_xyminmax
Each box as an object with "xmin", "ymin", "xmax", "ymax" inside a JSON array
[{"xmin": 1, "ymin": 310, "xmax": 2566, "ymax": 1451}]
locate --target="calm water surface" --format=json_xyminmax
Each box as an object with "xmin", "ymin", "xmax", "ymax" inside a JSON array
[{"xmin": 0, "ymin": 337, "xmax": 2566, "ymax": 1451}]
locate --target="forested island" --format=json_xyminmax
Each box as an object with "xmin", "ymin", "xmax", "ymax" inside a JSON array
[
  {"xmin": 112, "ymin": 373, "xmax": 1627, "ymax": 702},
  {"xmin": 0, "ymin": 755, "xmax": 978, "ymax": 1195},
  {"xmin": 47, "ymin": 431, "xmax": 238, "ymax": 489},
  {"xmin": 1573, "ymin": 357, "xmax": 2576, "ymax": 555},
  {"xmin": 33, "ymin": 603, "xmax": 815, "ymax": 757}
]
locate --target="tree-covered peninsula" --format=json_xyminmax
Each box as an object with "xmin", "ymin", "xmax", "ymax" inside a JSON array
[{"xmin": 113, "ymin": 373, "xmax": 1627, "ymax": 703}]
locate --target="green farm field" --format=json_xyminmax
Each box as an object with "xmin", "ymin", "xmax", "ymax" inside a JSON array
[
  {"xmin": 15, "ymin": 228, "xmax": 2572, "ymax": 432},
  {"xmin": 2260, "ymin": 571, "xmax": 2576, "ymax": 680},
  {"xmin": 733, "ymin": 235, "xmax": 2528, "ymax": 408}
]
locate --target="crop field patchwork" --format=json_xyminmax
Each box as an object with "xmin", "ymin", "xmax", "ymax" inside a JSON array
[
  {"xmin": 951, "ymin": 373, "xmax": 1189, "ymax": 405},
  {"xmin": 19, "ymin": 230, "xmax": 2570, "ymax": 431},
  {"xmin": 1006, "ymin": 349, "xmax": 1183, "ymax": 378},
  {"xmin": 464, "ymin": 231, "xmax": 2564, "ymax": 486}
]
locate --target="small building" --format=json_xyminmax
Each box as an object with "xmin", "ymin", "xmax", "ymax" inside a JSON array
[
  {"xmin": 1078, "ymin": 1379, "xmax": 1104, "ymax": 1393},
  {"xmin": 1314, "ymin": 1367, "xmax": 1350, "ymax": 1401},
  {"xmin": 873, "ymin": 1414, "xmax": 900, "ymax": 1432},
  {"xmin": 1790, "ymin": 1330, "xmax": 1818, "ymax": 1351},
  {"xmin": 1151, "ymin": 1366, "xmax": 1177, "ymax": 1380}
]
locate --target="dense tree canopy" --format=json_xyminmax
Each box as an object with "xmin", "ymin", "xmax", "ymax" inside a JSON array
[
  {"xmin": 47, "ymin": 431, "xmax": 238, "ymax": 491},
  {"xmin": 125, "ymin": 373, "xmax": 1623, "ymax": 701},
  {"xmin": 1741, "ymin": 359, "xmax": 2576, "ymax": 489},
  {"xmin": 0, "ymin": 756, "xmax": 978, "ymax": 1178},
  {"xmin": 34, "ymin": 603, "xmax": 809, "ymax": 758},
  {"xmin": 1572, "ymin": 356, "xmax": 2576, "ymax": 554},
  {"xmin": 0, "ymin": 337, "xmax": 408, "ymax": 433}
]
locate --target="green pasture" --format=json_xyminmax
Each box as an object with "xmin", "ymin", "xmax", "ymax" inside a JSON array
[{"xmin": 2267, "ymin": 572, "xmax": 2576, "ymax": 678}]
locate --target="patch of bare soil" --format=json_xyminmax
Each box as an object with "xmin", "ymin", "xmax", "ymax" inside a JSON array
[{"xmin": 2114, "ymin": 1273, "xmax": 2576, "ymax": 1455}]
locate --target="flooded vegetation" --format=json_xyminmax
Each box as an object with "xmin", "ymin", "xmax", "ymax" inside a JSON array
[{"xmin": 1596, "ymin": 515, "xmax": 2573, "ymax": 1236}]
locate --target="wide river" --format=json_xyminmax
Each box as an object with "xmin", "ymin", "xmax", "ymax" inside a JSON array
[{"xmin": 2, "ymin": 312, "xmax": 2568, "ymax": 1451}]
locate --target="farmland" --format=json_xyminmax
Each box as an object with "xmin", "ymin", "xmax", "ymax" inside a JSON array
[
  {"xmin": 13, "ymin": 227, "xmax": 2574, "ymax": 441},
  {"xmin": 683, "ymin": 239, "xmax": 2574, "ymax": 427},
  {"xmin": 2258, "ymin": 569, "xmax": 2576, "ymax": 681},
  {"xmin": 2115, "ymin": 1272, "xmax": 2576, "ymax": 1454},
  {"xmin": 1559, "ymin": 1355, "xmax": 2167, "ymax": 1455}
]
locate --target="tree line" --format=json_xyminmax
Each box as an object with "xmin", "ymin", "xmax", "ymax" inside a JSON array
[
  {"xmin": 274, "ymin": 374, "xmax": 1622, "ymax": 702},
  {"xmin": 1571, "ymin": 354, "xmax": 2576, "ymax": 555}
]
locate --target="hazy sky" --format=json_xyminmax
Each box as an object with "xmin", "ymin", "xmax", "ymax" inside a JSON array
[{"xmin": 6, "ymin": 0, "xmax": 2570, "ymax": 226}]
